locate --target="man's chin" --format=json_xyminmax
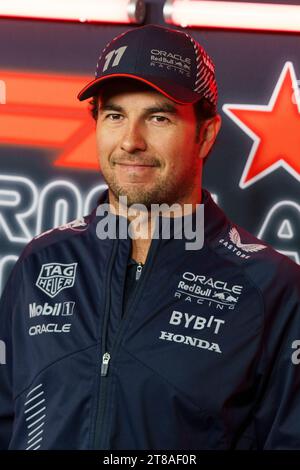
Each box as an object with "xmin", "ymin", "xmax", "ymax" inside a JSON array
[{"xmin": 111, "ymin": 186, "xmax": 161, "ymax": 209}]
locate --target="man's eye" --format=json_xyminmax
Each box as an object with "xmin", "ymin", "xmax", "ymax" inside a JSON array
[
  {"xmin": 106, "ymin": 114, "xmax": 122, "ymax": 121},
  {"xmin": 152, "ymin": 115, "xmax": 169, "ymax": 123}
]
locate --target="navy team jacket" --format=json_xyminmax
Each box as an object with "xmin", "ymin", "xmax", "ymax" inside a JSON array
[{"xmin": 0, "ymin": 189, "xmax": 300, "ymax": 450}]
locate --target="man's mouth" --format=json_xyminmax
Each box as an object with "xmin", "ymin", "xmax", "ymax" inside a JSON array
[{"xmin": 116, "ymin": 162, "xmax": 157, "ymax": 167}]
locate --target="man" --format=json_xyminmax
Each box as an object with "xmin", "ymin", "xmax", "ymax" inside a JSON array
[{"xmin": 0, "ymin": 24, "xmax": 300, "ymax": 450}]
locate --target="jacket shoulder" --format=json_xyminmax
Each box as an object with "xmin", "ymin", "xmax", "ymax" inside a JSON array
[
  {"xmin": 212, "ymin": 221, "xmax": 300, "ymax": 289},
  {"xmin": 19, "ymin": 215, "xmax": 93, "ymax": 262}
]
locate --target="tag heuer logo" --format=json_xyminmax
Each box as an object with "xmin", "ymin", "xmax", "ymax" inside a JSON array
[{"xmin": 36, "ymin": 263, "xmax": 77, "ymax": 298}]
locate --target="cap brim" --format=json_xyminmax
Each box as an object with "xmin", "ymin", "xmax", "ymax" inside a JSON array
[{"xmin": 77, "ymin": 73, "xmax": 201, "ymax": 105}]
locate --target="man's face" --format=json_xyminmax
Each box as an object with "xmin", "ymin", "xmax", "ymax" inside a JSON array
[{"xmin": 96, "ymin": 79, "xmax": 218, "ymax": 207}]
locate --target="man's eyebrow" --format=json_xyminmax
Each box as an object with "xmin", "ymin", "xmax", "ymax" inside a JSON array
[
  {"xmin": 98, "ymin": 102, "xmax": 179, "ymax": 115},
  {"xmin": 98, "ymin": 103, "xmax": 123, "ymax": 112},
  {"xmin": 143, "ymin": 103, "xmax": 179, "ymax": 114}
]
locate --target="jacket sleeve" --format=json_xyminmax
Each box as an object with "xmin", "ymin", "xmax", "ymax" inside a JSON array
[
  {"xmin": 254, "ymin": 258, "xmax": 300, "ymax": 449},
  {"xmin": 0, "ymin": 260, "xmax": 22, "ymax": 449}
]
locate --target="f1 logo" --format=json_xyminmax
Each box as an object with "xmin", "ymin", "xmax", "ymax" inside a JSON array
[{"xmin": 103, "ymin": 46, "xmax": 128, "ymax": 72}]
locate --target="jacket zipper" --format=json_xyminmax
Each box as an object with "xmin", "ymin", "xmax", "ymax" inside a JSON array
[
  {"xmin": 101, "ymin": 352, "xmax": 111, "ymax": 377},
  {"xmin": 135, "ymin": 262, "xmax": 143, "ymax": 280},
  {"xmin": 94, "ymin": 238, "xmax": 160, "ymax": 449},
  {"xmin": 93, "ymin": 239, "xmax": 118, "ymax": 448}
]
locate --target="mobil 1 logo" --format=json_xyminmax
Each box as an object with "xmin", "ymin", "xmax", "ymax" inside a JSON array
[{"xmin": 29, "ymin": 301, "xmax": 75, "ymax": 318}]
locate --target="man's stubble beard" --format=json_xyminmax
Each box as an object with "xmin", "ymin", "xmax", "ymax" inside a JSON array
[{"xmin": 101, "ymin": 155, "xmax": 200, "ymax": 209}]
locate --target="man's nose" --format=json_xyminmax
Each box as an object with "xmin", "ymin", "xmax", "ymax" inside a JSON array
[{"xmin": 120, "ymin": 121, "xmax": 147, "ymax": 153}]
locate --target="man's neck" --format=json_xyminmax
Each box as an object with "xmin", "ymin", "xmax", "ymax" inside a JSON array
[
  {"xmin": 131, "ymin": 238, "xmax": 151, "ymax": 264},
  {"xmin": 107, "ymin": 187, "xmax": 202, "ymax": 264}
]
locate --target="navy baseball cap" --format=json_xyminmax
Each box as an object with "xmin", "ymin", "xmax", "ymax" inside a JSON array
[{"xmin": 77, "ymin": 24, "xmax": 218, "ymax": 108}]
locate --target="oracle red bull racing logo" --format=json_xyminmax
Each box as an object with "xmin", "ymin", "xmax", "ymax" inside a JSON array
[{"xmin": 36, "ymin": 263, "xmax": 77, "ymax": 298}]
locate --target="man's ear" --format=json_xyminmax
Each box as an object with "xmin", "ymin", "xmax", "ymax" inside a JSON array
[{"xmin": 198, "ymin": 114, "xmax": 222, "ymax": 160}]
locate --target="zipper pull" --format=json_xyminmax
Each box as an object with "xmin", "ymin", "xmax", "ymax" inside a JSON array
[
  {"xmin": 101, "ymin": 352, "xmax": 111, "ymax": 377},
  {"xmin": 136, "ymin": 262, "xmax": 143, "ymax": 281}
]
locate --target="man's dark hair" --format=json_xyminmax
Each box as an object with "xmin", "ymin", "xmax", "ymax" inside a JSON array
[{"xmin": 192, "ymin": 98, "xmax": 217, "ymax": 144}]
